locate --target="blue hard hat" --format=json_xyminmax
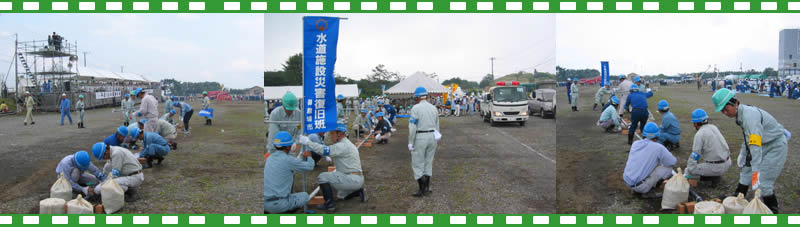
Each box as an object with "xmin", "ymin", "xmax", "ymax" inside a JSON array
[
  {"xmin": 117, "ymin": 126, "xmax": 129, "ymax": 137},
  {"xmin": 376, "ymin": 112, "xmax": 385, "ymax": 117},
  {"xmin": 633, "ymin": 76, "xmax": 641, "ymax": 83},
  {"xmin": 130, "ymin": 128, "xmax": 141, "ymax": 139},
  {"xmin": 91, "ymin": 142, "xmax": 106, "ymax": 160},
  {"xmin": 335, "ymin": 123, "xmax": 347, "ymax": 133},
  {"xmin": 361, "ymin": 109, "xmax": 367, "ymax": 113},
  {"xmin": 174, "ymin": 102, "xmax": 180, "ymax": 107},
  {"xmin": 170, "ymin": 110, "xmax": 176, "ymax": 115},
  {"xmin": 73, "ymin": 151, "xmax": 91, "ymax": 171},
  {"xmin": 337, "ymin": 94, "xmax": 344, "ymax": 100},
  {"xmin": 610, "ymin": 96, "xmax": 620, "ymax": 105},
  {"xmin": 140, "ymin": 119, "xmax": 147, "ymax": 125},
  {"xmin": 133, "ymin": 88, "xmax": 143, "ymax": 96},
  {"xmin": 629, "ymin": 84, "xmax": 639, "ymax": 91},
  {"xmin": 691, "ymin": 108, "xmax": 709, "ymax": 123},
  {"xmin": 273, "ymin": 131, "xmax": 294, "ymax": 147},
  {"xmin": 370, "ymin": 105, "xmax": 374, "ymax": 109},
  {"xmin": 125, "ymin": 94, "xmax": 130, "ymax": 97},
  {"xmin": 414, "ymin": 86, "xmax": 428, "ymax": 97},
  {"xmin": 657, "ymin": 100, "xmax": 669, "ymax": 111},
  {"xmin": 642, "ymin": 122, "xmax": 660, "ymax": 138},
  {"xmin": 171, "ymin": 96, "xmax": 176, "ymax": 100},
  {"xmin": 377, "ymin": 101, "xmax": 383, "ymax": 105}
]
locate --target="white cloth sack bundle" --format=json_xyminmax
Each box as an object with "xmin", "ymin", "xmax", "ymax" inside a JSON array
[
  {"xmin": 434, "ymin": 130, "xmax": 442, "ymax": 141},
  {"xmin": 661, "ymin": 168, "xmax": 689, "ymax": 210},
  {"xmin": 742, "ymin": 189, "xmax": 773, "ymax": 214},
  {"xmin": 723, "ymin": 193, "xmax": 748, "ymax": 214},
  {"xmin": 100, "ymin": 176, "xmax": 125, "ymax": 214},
  {"xmin": 67, "ymin": 194, "xmax": 93, "ymax": 214},
  {"xmin": 694, "ymin": 201, "xmax": 725, "ymax": 214},
  {"xmin": 50, "ymin": 172, "xmax": 73, "ymax": 201},
  {"xmin": 39, "ymin": 198, "xmax": 66, "ymax": 214}
]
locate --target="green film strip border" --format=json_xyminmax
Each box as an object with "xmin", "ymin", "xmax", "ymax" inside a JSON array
[
  {"xmin": 1, "ymin": 215, "xmax": 800, "ymax": 225},
  {"xmin": 2, "ymin": 0, "xmax": 800, "ymax": 12}
]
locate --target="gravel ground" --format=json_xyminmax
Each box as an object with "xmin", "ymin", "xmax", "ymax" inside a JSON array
[
  {"xmin": 0, "ymin": 101, "xmax": 263, "ymax": 214},
  {"xmin": 290, "ymin": 110, "xmax": 556, "ymax": 214},
  {"xmin": 556, "ymin": 83, "xmax": 800, "ymax": 213}
]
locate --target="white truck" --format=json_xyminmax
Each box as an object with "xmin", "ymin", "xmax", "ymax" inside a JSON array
[{"xmin": 480, "ymin": 81, "xmax": 529, "ymax": 126}]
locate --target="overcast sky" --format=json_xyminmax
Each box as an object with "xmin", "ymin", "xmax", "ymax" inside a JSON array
[
  {"xmin": 265, "ymin": 14, "xmax": 555, "ymax": 82},
  {"xmin": 557, "ymin": 14, "xmax": 800, "ymax": 76},
  {"xmin": 0, "ymin": 14, "xmax": 263, "ymax": 89}
]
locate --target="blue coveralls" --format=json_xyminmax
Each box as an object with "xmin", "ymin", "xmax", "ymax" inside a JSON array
[
  {"xmin": 138, "ymin": 132, "xmax": 171, "ymax": 158},
  {"xmin": 384, "ymin": 104, "xmax": 397, "ymax": 124},
  {"xmin": 658, "ymin": 111, "xmax": 681, "ymax": 145},
  {"xmin": 55, "ymin": 154, "xmax": 104, "ymax": 195},
  {"xmin": 566, "ymin": 83, "xmax": 572, "ymax": 104},
  {"xmin": 624, "ymin": 90, "xmax": 653, "ymax": 140},
  {"xmin": 60, "ymin": 98, "xmax": 72, "ymax": 125},
  {"xmin": 263, "ymin": 151, "xmax": 314, "ymax": 213}
]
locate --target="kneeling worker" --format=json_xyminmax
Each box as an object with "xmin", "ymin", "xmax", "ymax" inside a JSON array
[
  {"xmin": 264, "ymin": 131, "xmax": 315, "ymax": 214},
  {"xmin": 684, "ymin": 109, "xmax": 731, "ymax": 187},
  {"xmin": 91, "ymin": 142, "xmax": 144, "ymax": 202},
  {"xmin": 657, "ymin": 100, "xmax": 681, "ymax": 150},
  {"xmin": 55, "ymin": 151, "xmax": 106, "ymax": 197},
  {"xmin": 136, "ymin": 130, "xmax": 171, "ymax": 168},
  {"xmin": 623, "ymin": 122, "xmax": 677, "ymax": 198},
  {"xmin": 104, "ymin": 126, "xmax": 128, "ymax": 147},
  {"xmin": 597, "ymin": 96, "xmax": 622, "ymax": 133},
  {"xmin": 297, "ymin": 124, "xmax": 367, "ymax": 211},
  {"xmin": 372, "ymin": 112, "xmax": 392, "ymax": 144}
]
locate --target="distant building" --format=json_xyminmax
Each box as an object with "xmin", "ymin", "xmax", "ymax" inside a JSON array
[
  {"xmin": 779, "ymin": 29, "xmax": 800, "ymax": 77},
  {"xmin": 248, "ymin": 86, "xmax": 264, "ymax": 96}
]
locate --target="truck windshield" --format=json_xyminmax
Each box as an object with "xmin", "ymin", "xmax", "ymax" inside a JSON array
[{"xmin": 493, "ymin": 87, "xmax": 526, "ymax": 102}]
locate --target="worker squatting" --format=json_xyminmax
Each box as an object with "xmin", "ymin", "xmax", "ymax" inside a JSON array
[
  {"xmin": 592, "ymin": 75, "xmax": 789, "ymax": 214},
  {"xmin": 264, "ymin": 86, "xmax": 440, "ymax": 213}
]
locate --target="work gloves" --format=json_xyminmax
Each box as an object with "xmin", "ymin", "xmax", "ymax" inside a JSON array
[
  {"xmin": 297, "ymin": 135, "xmax": 310, "ymax": 145},
  {"xmin": 408, "ymin": 144, "xmax": 414, "ymax": 152},
  {"xmin": 752, "ymin": 172, "xmax": 760, "ymax": 190}
]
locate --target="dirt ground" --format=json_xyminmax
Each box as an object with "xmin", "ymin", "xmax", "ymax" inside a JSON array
[
  {"xmin": 291, "ymin": 109, "xmax": 556, "ymax": 214},
  {"xmin": 556, "ymin": 83, "xmax": 800, "ymax": 213},
  {"xmin": 0, "ymin": 100, "xmax": 263, "ymax": 214}
]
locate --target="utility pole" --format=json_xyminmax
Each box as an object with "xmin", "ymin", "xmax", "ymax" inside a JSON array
[
  {"xmin": 120, "ymin": 65, "xmax": 124, "ymax": 73},
  {"xmin": 82, "ymin": 51, "xmax": 90, "ymax": 67},
  {"xmin": 489, "ymin": 57, "xmax": 496, "ymax": 78},
  {"xmin": 14, "ymin": 33, "xmax": 18, "ymax": 99}
]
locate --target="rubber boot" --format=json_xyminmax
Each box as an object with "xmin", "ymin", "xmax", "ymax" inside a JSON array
[
  {"xmin": 316, "ymin": 183, "xmax": 336, "ymax": 211},
  {"xmin": 593, "ymin": 104, "xmax": 597, "ymax": 111},
  {"xmin": 142, "ymin": 157, "xmax": 154, "ymax": 169},
  {"xmin": 412, "ymin": 178, "xmax": 425, "ymax": 197},
  {"xmin": 124, "ymin": 187, "xmax": 139, "ymax": 202},
  {"xmin": 699, "ymin": 176, "xmax": 721, "ymax": 188},
  {"xmin": 423, "ymin": 175, "xmax": 432, "ymax": 194},
  {"xmin": 156, "ymin": 156, "xmax": 164, "ymax": 165},
  {"xmin": 208, "ymin": 119, "xmax": 212, "ymax": 126},
  {"xmin": 344, "ymin": 188, "xmax": 368, "ymax": 202},
  {"xmin": 733, "ymin": 183, "xmax": 749, "ymax": 197},
  {"xmin": 763, "ymin": 195, "xmax": 780, "ymax": 214},
  {"xmin": 627, "ymin": 132, "xmax": 634, "ymax": 145}
]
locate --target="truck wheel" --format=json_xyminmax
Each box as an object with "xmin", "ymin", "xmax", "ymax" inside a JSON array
[
  {"xmin": 540, "ymin": 108, "xmax": 545, "ymax": 118},
  {"xmin": 519, "ymin": 121, "xmax": 526, "ymax": 126},
  {"xmin": 483, "ymin": 114, "xmax": 489, "ymax": 122},
  {"xmin": 489, "ymin": 118, "xmax": 496, "ymax": 126}
]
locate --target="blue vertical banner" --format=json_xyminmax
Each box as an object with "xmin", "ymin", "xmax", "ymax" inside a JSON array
[
  {"xmin": 303, "ymin": 16, "xmax": 340, "ymax": 134},
  {"xmin": 381, "ymin": 84, "xmax": 386, "ymax": 93},
  {"xmin": 600, "ymin": 61, "xmax": 610, "ymax": 87}
]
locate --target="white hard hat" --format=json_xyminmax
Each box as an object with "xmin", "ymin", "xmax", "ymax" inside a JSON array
[
  {"xmin": 25, "ymin": 91, "xmax": 30, "ymax": 94},
  {"xmin": 62, "ymin": 93, "xmax": 66, "ymax": 97}
]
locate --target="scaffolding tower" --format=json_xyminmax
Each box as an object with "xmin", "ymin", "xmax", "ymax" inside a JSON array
[{"xmin": 14, "ymin": 37, "xmax": 80, "ymax": 111}]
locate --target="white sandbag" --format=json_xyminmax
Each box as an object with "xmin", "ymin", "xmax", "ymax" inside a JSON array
[
  {"xmin": 694, "ymin": 201, "xmax": 725, "ymax": 214},
  {"xmin": 742, "ymin": 189, "xmax": 773, "ymax": 214},
  {"xmin": 661, "ymin": 168, "xmax": 689, "ymax": 210},
  {"xmin": 66, "ymin": 194, "xmax": 94, "ymax": 214},
  {"xmin": 100, "ymin": 176, "xmax": 125, "ymax": 214},
  {"xmin": 50, "ymin": 172, "xmax": 73, "ymax": 201},
  {"xmin": 723, "ymin": 193, "xmax": 748, "ymax": 214},
  {"xmin": 39, "ymin": 198, "xmax": 66, "ymax": 214}
]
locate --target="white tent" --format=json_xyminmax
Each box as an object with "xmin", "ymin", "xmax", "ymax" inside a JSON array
[
  {"xmin": 263, "ymin": 84, "xmax": 359, "ymax": 100},
  {"xmin": 384, "ymin": 71, "xmax": 449, "ymax": 97},
  {"xmin": 76, "ymin": 67, "xmax": 123, "ymax": 81}
]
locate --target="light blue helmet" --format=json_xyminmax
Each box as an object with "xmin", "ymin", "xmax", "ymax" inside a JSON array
[
  {"xmin": 91, "ymin": 142, "xmax": 106, "ymax": 160},
  {"xmin": 610, "ymin": 96, "xmax": 620, "ymax": 105},
  {"xmin": 335, "ymin": 123, "xmax": 347, "ymax": 133},
  {"xmin": 139, "ymin": 119, "xmax": 147, "ymax": 125},
  {"xmin": 337, "ymin": 94, "xmax": 344, "ymax": 100},
  {"xmin": 174, "ymin": 102, "xmax": 180, "ymax": 107},
  {"xmin": 170, "ymin": 110, "xmax": 176, "ymax": 115},
  {"xmin": 370, "ymin": 105, "xmax": 374, "ymax": 109},
  {"xmin": 361, "ymin": 109, "xmax": 367, "ymax": 113},
  {"xmin": 629, "ymin": 84, "xmax": 639, "ymax": 92},
  {"xmin": 73, "ymin": 151, "xmax": 91, "ymax": 171},
  {"xmin": 117, "ymin": 126, "xmax": 129, "ymax": 137},
  {"xmin": 133, "ymin": 88, "xmax": 143, "ymax": 96},
  {"xmin": 657, "ymin": 100, "xmax": 669, "ymax": 111},
  {"xmin": 633, "ymin": 76, "xmax": 641, "ymax": 83},
  {"xmin": 691, "ymin": 109, "xmax": 709, "ymax": 123},
  {"xmin": 125, "ymin": 94, "xmax": 130, "ymax": 97},
  {"xmin": 171, "ymin": 96, "xmax": 176, "ymax": 100},
  {"xmin": 414, "ymin": 86, "xmax": 428, "ymax": 97},
  {"xmin": 642, "ymin": 122, "xmax": 660, "ymax": 138},
  {"xmin": 376, "ymin": 112, "xmax": 385, "ymax": 117},
  {"xmin": 273, "ymin": 131, "xmax": 293, "ymax": 147},
  {"xmin": 130, "ymin": 128, "xmax": 141, "ymax": 139}
]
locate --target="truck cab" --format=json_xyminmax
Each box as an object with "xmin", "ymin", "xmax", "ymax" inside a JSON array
[{"xmin": 480, "ymin": 81, "xmax": 529, "ymax": 126}]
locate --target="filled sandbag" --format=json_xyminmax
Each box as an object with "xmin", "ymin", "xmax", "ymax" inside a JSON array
[
  {"xmin": 742, "ymin": 189, "xmax": 773, "ymax": 214},
  {"xmin": 39, "ymin": 198, "xmax": 66, "ymax": 214},
  {"xmin": 100, "ymin": 176, "xmax": 125, "ymax": 214},
  {"xmin": 50, "ymin": 172, "xmax": 73, "ymax": 201},
  {"xmin": 723, "ymin": 193, "xmax": 748, "ymax": 214},
  {"xmin": 66, "ymin": 194, "xmax": 93, "ymax": 214},
  {"xmin": 661, "ymin": 168, "xmax": 690, "ymax": 210},
  {"xmin": 694, "ymin": 201, "xmax": 725, "ymax": 214}
]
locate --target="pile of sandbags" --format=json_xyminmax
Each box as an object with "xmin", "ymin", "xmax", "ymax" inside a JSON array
[
  {"xmin": 723, "ymin": 193, "xmax": 748, "ymax": 214},
  {"xmin": 39, "ymin": 198, "xmax": 66, "ymax": 214},
  {"xmin": 100, "ymin": 176, "xmax": 125, "ymax": 214},
  {"xmin": 66, "ymin": 194, "xmax": 94, "ymax": 214},
  {"xmin": 743, "ymin": 189, "xmax": 773, "ymax": 214},
  {"xmin": 694, "ymin": 201, "xmax": 725, "ymax": 214},
  {"xmin": 661, "ymin": 168, "xmax": 690, "ymax": 210},
  {"xmin": 50, "ymin": 173, "xmax": 73, "ymax": 201}
]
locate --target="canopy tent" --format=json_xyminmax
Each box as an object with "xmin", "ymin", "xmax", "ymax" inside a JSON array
[
  {"xmin": 384, "ymin": 71, "xmax": 449, "ymax": 97},
  {"xmin": 75, "ymin": 67, "xmax": 124, "ymax": 81},
  {"xmin": 263, "ymin": 84, "xmax": 360, "ymax": 100}
]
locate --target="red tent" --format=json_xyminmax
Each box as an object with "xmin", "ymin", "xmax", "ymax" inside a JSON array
[{"xmin": 580, "ymin": 76, "xmax": 602, "ymax": 85}]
